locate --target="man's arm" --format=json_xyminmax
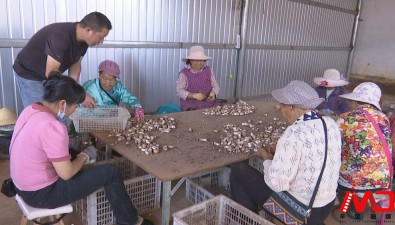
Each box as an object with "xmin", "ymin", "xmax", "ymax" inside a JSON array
[
  {"xmin": 45, "ymin": 55, "xmax": 62, "ymax": 78},
  {"xmin": 68, "ymin": 57, "xmax": 97, "ymax": 108},
  {"xmin": 68, "ymin": 57, "xmax": 83, "ymax": 82}
]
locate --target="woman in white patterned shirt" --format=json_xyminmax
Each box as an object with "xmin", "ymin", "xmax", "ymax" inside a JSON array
[{"xmin": 230, "ymin": 80, "xmax": 342, "ymax": 225}]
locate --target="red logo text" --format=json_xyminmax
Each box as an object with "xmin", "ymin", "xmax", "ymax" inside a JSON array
[{"xmin": 339, "ymin": 187, "xmax": 394, "ymax": 213}]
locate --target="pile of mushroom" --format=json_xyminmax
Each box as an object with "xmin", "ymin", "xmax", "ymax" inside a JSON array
[
  {"xmin": 202, "ymin": 100, "xmax": 255, "ymax": 116},
  {"xmin": 107, "ymin": 104, "xmax": 285, "ymax": 156},
  {"xmin": 212, "ymin": 118, "xmax": 287, "ymax": 154},
  {"xmin": 108, "ymin": 116, "xmax": 176, "ymax": 155}
]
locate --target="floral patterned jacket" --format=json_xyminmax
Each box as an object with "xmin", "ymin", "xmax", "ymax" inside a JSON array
[{"xmin": 337, "ymin": 105, "xmax": 392, "ymax": 191}]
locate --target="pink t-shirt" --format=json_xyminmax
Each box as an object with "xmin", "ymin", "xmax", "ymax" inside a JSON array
[{"xmin": 10, "ymin": 103, "xmax": 71, "ymax": 191}]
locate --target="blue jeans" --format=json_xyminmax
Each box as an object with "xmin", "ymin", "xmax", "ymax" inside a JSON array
[
  {"xmin": 15, "ymin": 75, "xmax": 44, "ymax": 108},
  {"xmin": 17, "ymin": 164, "xmax": 138, "ymax": 225}
]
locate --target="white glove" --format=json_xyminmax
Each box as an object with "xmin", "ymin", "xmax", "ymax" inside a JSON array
[{"xmin": 80, "ymin": 145, "xmax": 98, "ymax": 164}]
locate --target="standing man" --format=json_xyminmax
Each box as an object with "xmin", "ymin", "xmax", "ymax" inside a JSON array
[{"xmin": 13, "ymin": 11, "xmax": 112, "ymax": 108}]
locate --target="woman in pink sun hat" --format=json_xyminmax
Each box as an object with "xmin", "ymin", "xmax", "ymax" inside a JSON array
[
  {"xmin": 83, "ymin": 60, "xmax": 144, "ymax": 123},
  {"xmin": 313, "ymin": 69, "xmax": 349, "ymax": 116},
  {"xmin": 176, "ymin": 45, "xmax": 220, "ymax": 111}
]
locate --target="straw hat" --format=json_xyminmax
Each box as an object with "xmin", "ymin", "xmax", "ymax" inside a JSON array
[
  {"xmin": 339, "ymin": 82, "xmax": 382, "ymax": 110},
  {"xmin": 182, "ymin": 46, "xmax": 212, "ymax": 62},
  {"xmin": 271, "ymin": 80, "xmax": 325, "ymax": 109},
  {"xmin": 313, "ymin": 69, "xmax": 349, "ymax": 88},
  {"xmin": 0, "ymin": 108, "xmax": 17, "ymax": 126}
]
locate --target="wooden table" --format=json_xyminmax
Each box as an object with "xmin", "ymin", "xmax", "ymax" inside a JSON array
[{"xmin": 91, "ymin": 101, "xmax": 283, "ymax": 225}]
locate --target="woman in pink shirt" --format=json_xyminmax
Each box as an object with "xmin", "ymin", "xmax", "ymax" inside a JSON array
[
  {"xmin": 10, "ymin": 72, "xmax": 152, "ymax": 225},
  {"xmin": 176, "ymin": 45, "xmax": 220, "ymax": 111}
]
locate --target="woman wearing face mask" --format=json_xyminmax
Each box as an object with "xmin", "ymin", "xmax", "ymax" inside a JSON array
[
  {"xmin": 176, "ymin": 45, "xmax": 220, "ymax": 111},
  {"xmin": 9, "ymin": 71, "xmax": 153, "ymax": 225}
]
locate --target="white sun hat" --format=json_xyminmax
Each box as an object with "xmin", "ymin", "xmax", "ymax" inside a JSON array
[
  {"xmin": 271, "ymin": 80, "xmax": 325, "ymax": 109},
  {"xmin": 182, "ymin": 45, "xmax": 212, "ymax": 62},
  {"xmin": 313, "ymin": 69, "xmax": 349, "ymax": 88},
  {"xmin": 339, "ymin": 82, "xmax": 382, "ymax": 110}
]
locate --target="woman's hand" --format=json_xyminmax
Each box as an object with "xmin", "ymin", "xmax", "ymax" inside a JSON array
[
  {"xmin": 192, "ymin": 93, "xmax": 207, "ymax": 101},
  {"xmin": 206, "ymin": 91, "xmax": 216, "ymax": 102},
  {"xmin": 257, "ymin": 147, "xmax": 274, "ymax": 160},
  {"xmin": 82, "ymin": 93, "xmax": 97, "ymax": 108},
  {"xmin": 318, "ymin": 109, "xmax": 335, "ymax": 116}
]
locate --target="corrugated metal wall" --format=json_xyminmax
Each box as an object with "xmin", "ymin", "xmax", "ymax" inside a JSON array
[
  {"xmin": 0, "ymin": 0, "xmax": 241, "ymax": 113},
  {"xmin": 241, "ymin": 0, "xmax": 357, "ymax": 97},
  {"xmin": 0, "ymin": 0, "xmax": 358, "ymax": 114}
]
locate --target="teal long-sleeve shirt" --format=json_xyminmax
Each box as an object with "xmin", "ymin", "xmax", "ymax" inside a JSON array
[{"xmin": 83, "ymin": 78, "xmax": 142, "ymax": 110}]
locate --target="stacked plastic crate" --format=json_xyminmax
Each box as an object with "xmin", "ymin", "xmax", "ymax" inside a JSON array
[
  {"xmin": 73, "ymin": 157, "xmax": 161, "ymax": 225},
  {"xmin": 173, "ymin": 195, "xmax": 274, "ymax": 225},
  {"xmin": 185, "ymin": 156, "xmax": 273, "ymax": 223}
]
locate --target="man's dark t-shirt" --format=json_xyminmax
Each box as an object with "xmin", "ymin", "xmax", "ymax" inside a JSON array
[{"xmin": 13, "ymin": 22, "xmax": 88, "ymax": 81}]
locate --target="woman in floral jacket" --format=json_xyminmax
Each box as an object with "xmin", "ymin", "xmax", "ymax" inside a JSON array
[
  {"xmin": 337, "ymin": 82, "xmax": 392, "ymax": 219},
  {"xmin": 337, "ymin": 82, "xmax": 392, "ymax": 190}
]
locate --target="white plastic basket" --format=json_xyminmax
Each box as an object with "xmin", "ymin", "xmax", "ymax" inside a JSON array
[
  {"xmin": 173, "ymin": 195, "xmax": 274, "ymax": 225},
  {"xmin": 186, "ymin": 163, "xmax": 274, "ymax": 222},
  {"xmin": 73, "ymin": 157, "xmax": 161, "ymax": 225},
  {"xmin": 186, "ymin": 167, "xmax": 231, "ymax": 204},
  {"xmin": 248, "ymin": 155, "xmax": 264, "ymax": 174},
  {"xmin": 70, "ymin": 107, "xmax": 130, "ymax": 132}
]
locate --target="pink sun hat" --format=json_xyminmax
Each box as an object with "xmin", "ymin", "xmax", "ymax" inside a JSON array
[
  {"xmin": 98, "ymin": 60, "xmax": 121, "ymax": 78},
  {"xmin": 182, "ymin": 45, "xmax": 212, "ymax": 62}
]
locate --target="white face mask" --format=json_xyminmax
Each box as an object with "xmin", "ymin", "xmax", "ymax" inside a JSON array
[{"xmin": 57, "ymin": 103, "xmax": 67, "ymax": 120}]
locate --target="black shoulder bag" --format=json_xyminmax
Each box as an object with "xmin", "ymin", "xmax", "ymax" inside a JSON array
[{"xmin": 1, "ymin": 177, "xmax": 16, "ymax": 197}]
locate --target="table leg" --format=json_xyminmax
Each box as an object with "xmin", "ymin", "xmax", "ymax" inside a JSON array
[
  {"xmin": 170, "ymin": 177, "xmax": 186, "ymax": 197},
  {"xmin": 161, "ymin": 181, "xmax": 171, "ymax": 225},
  {"xmin": 105, "ymin": 145, "xmax": 112, "ymax": 159}
]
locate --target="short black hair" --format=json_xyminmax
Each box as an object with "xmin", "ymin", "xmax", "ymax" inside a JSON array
[
  {"xmin": 43, "ymin": 71, "xmax": 86, "ymax": 105},
  {"xmin": 80, "ymin": 12, "xmax": 112, "ymax": 32}
]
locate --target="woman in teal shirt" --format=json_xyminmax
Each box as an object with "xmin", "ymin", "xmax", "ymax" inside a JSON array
[{"xmin": 83, "ymin": 60, "xmax": 144, "ymax": 122}]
